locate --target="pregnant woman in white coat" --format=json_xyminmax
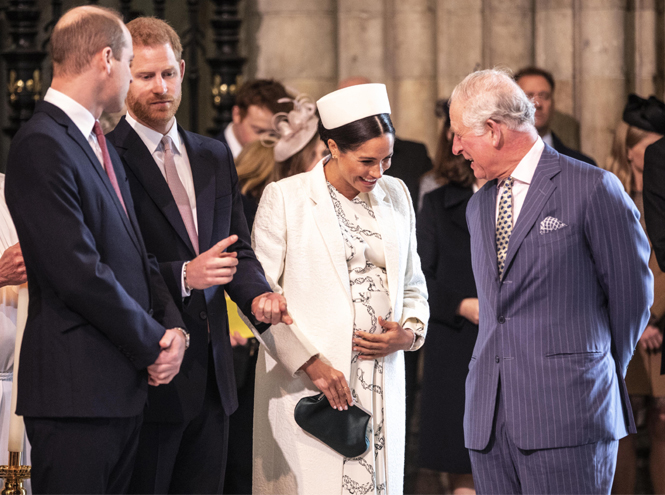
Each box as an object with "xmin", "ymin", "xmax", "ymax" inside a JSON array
[{"xmin": 248, "ymin": 84, "xmax": 429, "ymax": 495}]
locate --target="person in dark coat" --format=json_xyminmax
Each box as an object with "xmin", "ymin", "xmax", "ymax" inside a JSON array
[{"xmin": 417, "ymin": 104, "xmax": 483, "ymax": 494}]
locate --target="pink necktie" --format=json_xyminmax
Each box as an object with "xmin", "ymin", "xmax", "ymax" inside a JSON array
[
  {"xmin": 162, "ymin": 136, "xmax": 199, "ymax": 255},
  {"xmin": 92, "ymin": 121, "xmax": 127, "ymax": 216}
]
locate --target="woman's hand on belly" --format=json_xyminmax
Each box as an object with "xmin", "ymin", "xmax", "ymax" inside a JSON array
[
  {"xmin": 299, "ymin": 356, "xmax": 353, "ymax": 411},
  {"xmin": 353, "ymin": 316, "xmax": 414, "ymax": 359}
]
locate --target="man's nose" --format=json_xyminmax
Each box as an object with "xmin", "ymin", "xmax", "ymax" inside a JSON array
[
  {"xmin": 452, "ymin": 136, "xmax": 463, "ymax": 155},
  {"xmin": 152, "ymin": 77, "xmax": 167, "ymax": 94}
]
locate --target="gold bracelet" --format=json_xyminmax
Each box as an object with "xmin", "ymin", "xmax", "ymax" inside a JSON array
[{"xmin": 183, "ymin": 261, "xmax": 193, "ymax": 292}]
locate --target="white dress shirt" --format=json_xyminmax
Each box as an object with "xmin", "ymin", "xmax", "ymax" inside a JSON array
[
  {"xmin": 44, "ymin": 87, "xmax": 104, "ymax": 168},
  {"xmin": 224, "ymin": 122, "xmax": 243, "ymax": 159},
  {"xmin": 495, "ymin": 137, "xmax": 545, "ymax": 225},
  {"xmin": 126, "ymin": 114, "xmax": 198, "ymax": 297}
]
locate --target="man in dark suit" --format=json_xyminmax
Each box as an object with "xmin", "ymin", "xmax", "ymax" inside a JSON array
[
  {"xmin": 107, "ymin": 17, "xmax": 290, "ymax": 494},
  {"xmin": 215, "ymin": 79, "xmax": 292, "ymax": 159},
  {"xmin": 515, "ymin": 66, "xmax": 596, "ymax": 166},
  {"xmin": 5, "ymin": 6, "xmax": 188, "ymax": 493},
  {"xmin": 450, "ymin": 69, "xmax": 652, "ymax": 493}
]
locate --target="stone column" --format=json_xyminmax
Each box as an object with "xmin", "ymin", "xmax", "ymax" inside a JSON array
[
  {"xmin": 392, "ymin": 0, "xmax": 437, "ymax": 151},
  {"xmin": 251, "ymin": 0, "xmax": 337, "ymax": 99},
  {"xmin": 631, "ymin": 0, "xmax": 658, "ymax": 96},
  {"xmin": 436, "ymin": 0, "xmax": 484, "ymax": 98},
  {"xmin": 485, "ymin": 0, "xmax": 534, "ymax": 71},
  {"xmin": 577, "ymin": 0, "xmax": 626, "ymax": 168},
  {"xmin": 337, "ymin": 0, "xmax": 386, "ymax": 84}
]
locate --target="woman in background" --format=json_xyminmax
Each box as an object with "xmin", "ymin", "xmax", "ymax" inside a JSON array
[
  {"xmin": 416, "ymin": 99, "xmax": 482, "ymax": 495},
  {"xmin": 605, "ymin": 94, "xmax": 665, "ymax": 495}
]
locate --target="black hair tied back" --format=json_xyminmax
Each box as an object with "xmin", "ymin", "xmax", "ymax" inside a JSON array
[{"xmin": 318, "ymin": 113, "xmax": 395, "ymax": 153}]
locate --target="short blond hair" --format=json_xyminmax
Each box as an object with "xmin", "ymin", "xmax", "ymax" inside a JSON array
[
  {"xmin": 51, "ymin": 6, "xmax": 125, "ymax": 77},
  {"xmin": 126, "ymin": 17, "xmax": 182, "ymax": 61}
]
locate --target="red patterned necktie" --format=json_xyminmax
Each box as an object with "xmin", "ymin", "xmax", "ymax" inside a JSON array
[
  {"xmin": 162, "ymin": 136, "xmax": 199, "ymax": 255},
  {"xmin": 92, "ymin": 121, "xmax": 127, "ymax": 216}
]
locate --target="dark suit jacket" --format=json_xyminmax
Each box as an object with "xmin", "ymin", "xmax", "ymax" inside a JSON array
[
  {"xmin": 108, "ymin": 117, "xmax": 271, "ymax": 421},
  {"xmin": 5, "ymin": 101, "xmax": 184, "ymax": 418},
  {"xmin": 551, "ymin": 132, "xmax": 596, "ymax": 166},
  {"xmin": 465, "ymin": 145, "xmax": 651, "ymax": 451},
  {"xmin": 645, "ymin": 137, "xmax": 665, "ymax": 274},
  {"xmin": 385, "ymin": 138, "xmax": 432, "ymax": 208}
]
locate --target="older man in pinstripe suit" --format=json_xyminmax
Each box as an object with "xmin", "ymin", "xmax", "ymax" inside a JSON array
[{"xmin": 449, "ymin": 69, "xmax": 653, "ymax": 494}]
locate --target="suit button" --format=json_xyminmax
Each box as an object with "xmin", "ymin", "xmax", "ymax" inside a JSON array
[
  {"xmin": 498, "ymin": 316, "xmax": 506, "ymax": 324},
  {"xmin": 495, "ymin": 356, "xmax": 500, "ymax": 363},
  {"xmin": 200, "ymin": 311, "xmax": 207, "ymax": 320}
]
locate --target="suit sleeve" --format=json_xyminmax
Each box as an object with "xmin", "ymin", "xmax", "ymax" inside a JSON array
[
  {"xmin": 417, "ymin": 192, "xmax": 468, "ymax": 328},
  {"xmin": 644, "ymin": 139, "xmax": 665, "ymax": 272},
  {"xmin": 584, "ymin": 172, "xmax": 653, "ymax": 375},
  {"xmin": 147, "ymin": 254, "xmax": 186, "ymax": 329},
  {"xmin": 6, "ymin": 131, "xmax": 165, "ymax": 370},
  {"xmin": 242, "ymin": 182, "xmax": 319, "ymax": 376},
  {"xmin": 396, "ymin": 180, "xmax": 429, "ymax": 350}
]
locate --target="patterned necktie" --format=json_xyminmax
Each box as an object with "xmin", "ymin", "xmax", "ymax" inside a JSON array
[
  {"xmin": 92, "ymin": 121, "xmax": 127, "ymax": 216},
  {"xmin": 496, "ymin": 176, "xmax": 514, "ymax": 277},
  {"xmin": 162, "ymin": 136, "xmax": 199, "ymax": 255}
]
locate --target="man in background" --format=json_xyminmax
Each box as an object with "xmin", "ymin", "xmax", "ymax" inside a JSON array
[
  {"xmin": 5, "ymin": 6, "xmax": 187, "ymax": 493},
  {"xmin": 216, "ymin": 79, "xmax": 292, "ymax": 159},
  {"xmin": 515, "ymin": 66, "xmax": 596, "ymax": 166}
]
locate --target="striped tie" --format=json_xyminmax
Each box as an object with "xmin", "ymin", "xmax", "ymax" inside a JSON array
[{"xmin": 496, "ymin": 177, "xmax": 514, "ymax": 277}]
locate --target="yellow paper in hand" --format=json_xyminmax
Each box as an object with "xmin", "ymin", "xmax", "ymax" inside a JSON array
[{"xmin": 226, "ymin": 295, "xmax": 255, "ymax": 339}]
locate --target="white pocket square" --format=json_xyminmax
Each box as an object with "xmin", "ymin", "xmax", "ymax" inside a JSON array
[{"xmin": 540, "ymin": 216, "xmax": 567, "ymax": 234}]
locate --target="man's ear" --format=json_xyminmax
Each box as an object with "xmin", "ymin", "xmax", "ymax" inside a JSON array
[
  {"xmin": 487, "ymin": 119, "xmax": 503, "ymax": 148},
  {"xmin": 102, "ymin": 47, "xmax": 114, "ymax": 75},
  {"xmin": 232, "ymin": 105, "xmax": 242, "ymax": 125},
  {"xmin": 179, "ymin": 59, "xmax": 186, "ymax": 80}
]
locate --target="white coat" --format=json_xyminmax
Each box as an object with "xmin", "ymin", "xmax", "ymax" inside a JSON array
[{"xmin": 246, "ymin": 161, "xmax": 429, "ymax": 495}]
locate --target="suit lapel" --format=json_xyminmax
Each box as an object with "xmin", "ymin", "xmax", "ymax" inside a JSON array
[
  {"xmin": 368, "ymin": 184, "xmax": 400, "ymax": 313},
  {"xmin": 113, "ymin": 118, "xmax": 197, "ymax": 256},
  {"xmin": 309, "ymin": 163, "xmax": 352, "ymax": 303},
  {"xmin": 51, "ymin": 109, "xmax": 142, "ymax": 254},
  {"xmin": 502, "ymin": 146, "xmax": 561, "ymax": 278},
  {"xmin": 180, "ymin": 128, "xmax": 215, "ymax": 253},
  {"xmin": 477, "ymin": 181, "xmax": 499, "ymax": 281}
]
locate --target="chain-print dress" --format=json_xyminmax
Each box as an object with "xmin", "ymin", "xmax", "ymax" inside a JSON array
[{"xmin": 328, "ymin": 182, "xmax": 389, "ymax": 495}]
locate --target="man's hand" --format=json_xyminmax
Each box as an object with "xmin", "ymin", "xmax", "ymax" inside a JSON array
[
  {"xmin": 185, "ymin": 235, "xmax": 239, "ymax": 290},
  {"xmin": 147, "ymin": 328, "xmax": 187, "ymax": 386},
  {"xmin": 639, "ymin": 324, "xmax": 663, "ymax": 351},
  {"xmin": 230, "ymin": 329, "xmax": 248, "ymax": 347},
  {"xmin": 300, "ymin": 356, "xmax": 353, "ymax": 411},
  {"xmin": 251, "ymin": 292, "xmax": 293, "ymax": 325},
  {"xmin": 457, "ymin": 298, "xmax": 480, "ymax": 325},
  {"xmin": 353, "ymin": 316, "xmax": 413, "ymax": 360},
  {"xmin": 0, "ymin": 243, "xmax": 26, "ymax": 287}
]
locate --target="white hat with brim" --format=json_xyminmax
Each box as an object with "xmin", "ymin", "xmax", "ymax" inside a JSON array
[{"xmin": 316, "ymin": 83, "xmax": 391, "ymax": 130}]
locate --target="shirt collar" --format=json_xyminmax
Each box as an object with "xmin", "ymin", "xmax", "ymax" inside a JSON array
[
  {"xmin": 542, "ymin": 131, "xmax": 553, "ymax": 147},
  {"xmin": 126, "ymin": 113, "xmax": 182, "ymax": 155},
  {"xmin": 44, "ymin": 87, "xmax": 96, "ymax": 139},
  {"xmin": 499, "ymin": 136, "xmax": 544, "ymax": 187},
  {"xmin": 224, "ymin": 122, "xmax": 243, "ymax": 158}
]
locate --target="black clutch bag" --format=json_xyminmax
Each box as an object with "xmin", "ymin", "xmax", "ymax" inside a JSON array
[{"xmin": 294, "ymin": 393, "xmax": 372, "ymax": 458}]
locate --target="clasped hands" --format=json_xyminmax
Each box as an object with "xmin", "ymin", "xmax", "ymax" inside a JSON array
[{"xmin": 148, "ymin": 328, "xmax": 187, "ymax": 386}]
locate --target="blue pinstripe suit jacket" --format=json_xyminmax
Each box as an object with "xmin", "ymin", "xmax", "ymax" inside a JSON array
[{"xmin": 464, "ymin": 144, "xmax": 653, "ymax": 451}]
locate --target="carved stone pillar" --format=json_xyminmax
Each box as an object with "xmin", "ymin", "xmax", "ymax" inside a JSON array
[
  {"xmin": 182, "ymin": 0, "xmax": 203, "ymax": 133},
  {"xmin": 578, "ymin": 0, "xmax": 626, "ymax": 168},
  {"xmin": 253, "ymin": 0, "xmax": 336, "ymax": 98},
  {"xmin": 436, "ymin": 0, "xmax": 484, "ymax": 98},
  {"xmin": 392, "ymin": 0, "xmax": 437, "ymax": 150},
  {"xmin": 1, "ymin": 0, "xmax": 46, "ymax": 138},
  {"xmin": 631, "ymin": 0, "xmax": 658, "ymax": 96},
  {"xmin": 207, "ymin": 0, "xmax": 246, "ymax": 136},
  {"xmin": 485, "ymin": 0, "xmax": 534, "ymax": 70},
  {"xmin": 337, "ymin": 0, "xmax": 386, "ymax": 83}
]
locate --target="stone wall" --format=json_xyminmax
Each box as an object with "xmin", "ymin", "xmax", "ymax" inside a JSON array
[{"xmin": 244, "ymin": 0, "xmax": 665, "ymax": 168}]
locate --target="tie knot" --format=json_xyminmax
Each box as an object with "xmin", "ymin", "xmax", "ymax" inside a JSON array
[
  {"xmin": 503, "ymin": 176, "xmax": 514, "ymax": 190},
  {"xmin": 161, "ymin": 135, "xmax": 173, "ymax": 153},
  {"xmin": 92, "ymin": 121, "xmax": 104, "ymax": 139}
]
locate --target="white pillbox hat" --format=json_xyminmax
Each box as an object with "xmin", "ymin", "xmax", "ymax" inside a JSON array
[{"xmin": 316, "ymin": 83, "xmax": 391, "ymax": 130}]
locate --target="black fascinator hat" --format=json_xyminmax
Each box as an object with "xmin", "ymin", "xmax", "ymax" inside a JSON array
[{"xmin": 623, "ymin": 94, "xmax": 665, "ymax": 134}]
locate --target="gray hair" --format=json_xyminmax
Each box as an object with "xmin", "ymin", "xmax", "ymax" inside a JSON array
[{"xmin": 450, "ymin": 68, "xmax": 535, "ymax": 135}]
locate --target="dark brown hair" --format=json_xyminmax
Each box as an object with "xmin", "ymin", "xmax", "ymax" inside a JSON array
[
  {"xmin": 514, "ymin": 66, "xmax": 555, "ymax": 92},
  {"xmin": 126, "ymin": 17, "xmax": 182, "ymax": 61},
  {"xmin": 51, "ymin": 6, "xmax": 125, "ymax": 77},
  {"xmin": 235, "ymin": 80, "xmax": 292, "ymax": 118},
  {"xmin": 318, "ymin": 114, "xmax": 394, "ymax": 153}
]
